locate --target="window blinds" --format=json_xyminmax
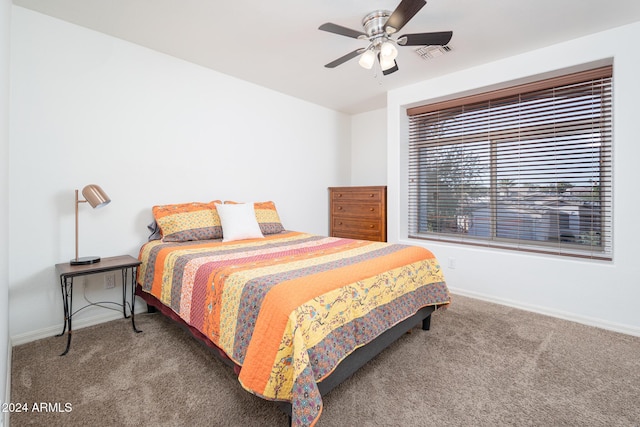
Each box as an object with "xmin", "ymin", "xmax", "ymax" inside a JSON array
[{"xmin": 407, "ymin": 66, "xmax": 613, "ymax": 259}]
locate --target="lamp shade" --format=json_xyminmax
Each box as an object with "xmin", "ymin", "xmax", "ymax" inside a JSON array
[
  {"xmin": 358, "ymin": 49, "xmax": 376, "ymax": 69},
  {"xmin": 82, "ymin": 184, "xmax": 111, "ymax": 209},
  {"xmin": 380, "ymin": 41, "xmax": 398, "ymax": 61},
  {"xmin": 379, "ymin": 55, "xmax": 396, "ymax": 71}
]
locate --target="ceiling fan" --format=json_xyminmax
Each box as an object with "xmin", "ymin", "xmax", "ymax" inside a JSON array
[{"xmin": 319, "ymin": 0, "xmax": 452, "ymax": 75}]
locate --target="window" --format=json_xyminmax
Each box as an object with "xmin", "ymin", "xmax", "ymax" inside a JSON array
[{"xmin": 407, "ymin": 66, "xmax": 612, "ymax": 259}]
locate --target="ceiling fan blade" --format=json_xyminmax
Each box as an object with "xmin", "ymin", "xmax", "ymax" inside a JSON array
[
  {"xmin": 384, "ymin": 0, "xmax": 427, "ymax": 34},
  {"xmin": 382, "ymin": 61, "xmax": 399, "ymax": 76},
  {"xmin": 324, "ymin": 49, "xmax": 366, "ymax": 68},
  {"xmin": 397, "ymin": 31, "xmax": 453, "ymax": 46},
  {"xmin": 319, "ymin": 23, "xmax": 367, "ymax": 39}
]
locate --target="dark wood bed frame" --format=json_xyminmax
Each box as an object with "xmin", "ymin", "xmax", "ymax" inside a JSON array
[{"xmin": 136, "ymin": 285, "xmax": 438, "ymax": 425}]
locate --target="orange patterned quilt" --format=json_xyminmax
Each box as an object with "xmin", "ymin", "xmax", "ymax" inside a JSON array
[{"xmin": 137, "ymin": 231, "xmax": 450, "ymax": 426}]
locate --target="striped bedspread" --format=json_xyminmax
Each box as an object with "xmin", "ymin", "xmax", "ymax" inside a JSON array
[{"xmin": 137, "ymin": 231, "xmax": 450, "ymax": 426}]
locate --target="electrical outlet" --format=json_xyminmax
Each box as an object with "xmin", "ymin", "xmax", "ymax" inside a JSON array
[
  {"xmin": 448, "ymin": 257, "xmax": 457, "ymax": 269},
  {"xmin": 104, "ymin": 273, "xmax": 116, "ymax": 289}
]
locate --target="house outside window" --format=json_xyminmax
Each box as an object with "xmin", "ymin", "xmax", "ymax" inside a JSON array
[{"xmin": 407, "ymin": 66, "xmax": 612, "ymax": 260}]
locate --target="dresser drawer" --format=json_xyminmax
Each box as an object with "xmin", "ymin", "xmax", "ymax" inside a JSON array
[
  {"xmin": 332, "ymin": 202, "xmax": 382, "ymax": 218},
  {"xmin": 332, "ymin": 231, "xmax": 384, "ymax": 241},
  {"xmin": 332, "ymin": 218, "xmax": 382, "ymax": 234},
  {"xmin": 331, "ymin": 189, "xmax": 382, "ymax": 202}
]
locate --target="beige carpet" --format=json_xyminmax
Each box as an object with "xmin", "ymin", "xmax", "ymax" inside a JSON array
[{"xmin": 10, "ymin": 295, "xmax": 640, "ymax": 426}]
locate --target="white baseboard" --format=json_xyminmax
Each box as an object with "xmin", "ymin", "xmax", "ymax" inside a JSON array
[
  {"xmin": 10, "ymin": 304, "xmax": 148, "ymax": 346},
  {"xmin": 449, "ymin": 287, "xmax": 640, "ymax": 337}
]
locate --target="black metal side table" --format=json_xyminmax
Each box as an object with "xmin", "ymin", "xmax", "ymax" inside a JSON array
[{"xmin": 54, "ymin": 255, "xmax": 142, "ymax": 356}]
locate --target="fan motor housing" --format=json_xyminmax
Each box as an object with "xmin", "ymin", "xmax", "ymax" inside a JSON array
[{"xmin": 362, "ymin": 10, "xmax": 392, "ymax": 38}]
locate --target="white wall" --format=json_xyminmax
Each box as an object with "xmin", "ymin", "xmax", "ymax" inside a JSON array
[
  {"xmin": 350, "ymin": 108, "xmax": 387, "ymax": 185},
  {"xmin": 387, "ymin": 22, "xmax": 640, "ymax": 335},
  {"xmin": 1, "ymin": 0, "xmax": 10, "ymax": 422},
  {"xmin": 9, "ymin": 7, "xmax": 351, "ymax": 342}
]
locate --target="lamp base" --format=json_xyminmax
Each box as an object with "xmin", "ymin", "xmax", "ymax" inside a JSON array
[{"xmin": 70, "ymin": 256, "xmax": 101, "ymax": 266}]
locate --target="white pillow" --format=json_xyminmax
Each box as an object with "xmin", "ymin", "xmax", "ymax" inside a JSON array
[{"xmin": 215, "ymin": 203, "xmax": 264, "ymax": 242}]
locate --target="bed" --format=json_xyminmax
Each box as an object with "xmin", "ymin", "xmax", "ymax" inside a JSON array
[{"xmin": 136, "ymin": 201, "xmax": 450, "ymax": 426}]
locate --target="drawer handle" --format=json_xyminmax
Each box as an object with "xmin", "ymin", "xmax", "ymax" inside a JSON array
[
  {"xmin": 369, "ymin": 194, "xmax": 374, "ymax": 197},
  {"xmin": 369, "ymin": 225, "xmax": 374, "ymax": 228},
  {"xmin": 338, "ymin": 222, "xmax": 343, "ymax": 225},
  {"xmin": 369, "ymin": 208, "xmax": 374, "ymax": 211},
  {"xmin": 337, "ymin": 194, "xmax": 342, "ymax": 197},
  {"xmin": 337, "ymin": 206, "xmax": 343, "ymax": 210}
]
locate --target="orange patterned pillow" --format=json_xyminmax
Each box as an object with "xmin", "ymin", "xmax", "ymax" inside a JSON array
[
  {"xmin": 224, "ymin": 201, "xmax": 285, "ymax": 235},
  {"xmin": 152, "ymin": 201, "xmax": 223, "ymax": 242}
]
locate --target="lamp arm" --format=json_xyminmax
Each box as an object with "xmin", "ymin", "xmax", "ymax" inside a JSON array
[
  {"xmin": 75, "ymin": 190, "xmax": 79, "ymax": 262},
  {"xmin": 74, "ymin": 191, "xmax": 90, "ymax": 262}
]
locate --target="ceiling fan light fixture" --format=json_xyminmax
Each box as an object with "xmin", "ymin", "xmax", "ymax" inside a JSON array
[
  {"xmin": 380, "ymin": 40, "xmax": 398, "ymax": 60},
  {"xmin": 379, "ymin": 55, "xmax": 395, "ymax": 71},
  {"xmin": 358, "ymin": 49, "xmax": 376, "ymax": 69}
]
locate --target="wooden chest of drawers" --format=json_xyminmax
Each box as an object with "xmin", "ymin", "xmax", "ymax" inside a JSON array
[{"xmin": 329, "ymin": 186, "xmax": 387, "ymax": 242}]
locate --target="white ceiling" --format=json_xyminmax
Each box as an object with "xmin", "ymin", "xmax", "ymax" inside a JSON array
[{"xmin": 13, "ymin": 0, "xmax": 640, "ymax": 114}]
